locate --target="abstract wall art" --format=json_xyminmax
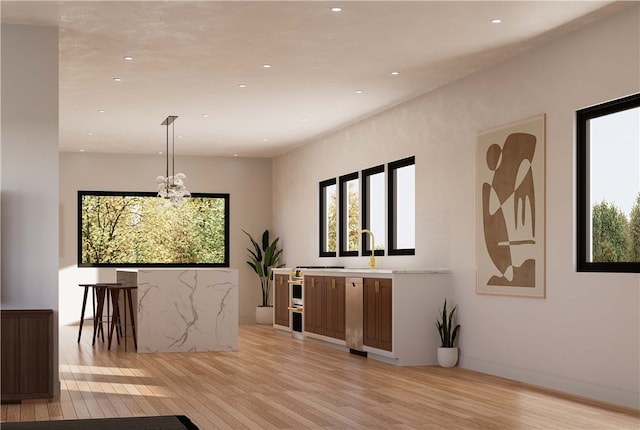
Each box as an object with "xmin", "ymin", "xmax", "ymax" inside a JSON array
[{"xmin": 477, "ymin": 114, "xmax": 546, "ymax": 298}]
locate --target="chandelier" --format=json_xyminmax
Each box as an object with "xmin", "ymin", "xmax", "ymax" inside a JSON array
[{"xmin": 156, "ymin": 115, "xmax": 191, "ymax": 206}]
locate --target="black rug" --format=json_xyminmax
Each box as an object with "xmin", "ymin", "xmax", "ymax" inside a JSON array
[{"xmin": 1, "ymin": 415, "xmax": 199, "ymax": 430}]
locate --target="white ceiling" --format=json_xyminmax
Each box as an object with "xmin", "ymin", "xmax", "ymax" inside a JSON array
[{"xmin": 1, "ymin": 1, "xmax": 628, "ymax": 157}]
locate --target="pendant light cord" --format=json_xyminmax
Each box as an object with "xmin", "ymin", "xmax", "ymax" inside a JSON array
[
  {"xmin": 172, "ymin": 120, "xmax": 175, "ymax": 181},
  {"xmin": 165, "ymin": 118, "xmax": 170, "ymax": 182}
]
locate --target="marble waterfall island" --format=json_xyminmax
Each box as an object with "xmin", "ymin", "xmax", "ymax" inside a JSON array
[{"xmin": 127, "ymin": 269, "xmax": 238, "ymax": 353}]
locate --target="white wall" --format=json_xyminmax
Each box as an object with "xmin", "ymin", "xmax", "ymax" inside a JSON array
[
  {"xmin": 59, "ymin": 153, "xmax": 272, "ymax": 325},
  {"xmin": 1, "ymin": 24, "xmax": 60, "ymax": 394},
  {"xmin": 272, "ymin": 6, "xmax": 640, "ymax": 409}
]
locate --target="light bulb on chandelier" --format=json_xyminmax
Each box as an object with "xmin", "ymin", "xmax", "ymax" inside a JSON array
[{"xmin": 156, "ymin": 115, "xmax": 190, "ymax": 207}]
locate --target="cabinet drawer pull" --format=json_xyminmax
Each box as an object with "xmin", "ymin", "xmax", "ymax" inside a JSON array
[
  {"xmin": 332, "ymin": 279, "xmax": 336, "ymax": 289},
  {"xmin": 375, "ymin": 281, "xmax": 380, "ymax": 293}
]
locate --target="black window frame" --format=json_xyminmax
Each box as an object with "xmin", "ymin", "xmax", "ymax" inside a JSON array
[
  {"xmin": 361, "ymin": 164, "xmax": 385, "ymax": 257},
  {"xmin": 319, "ymin": 178, "xmax": 337, "ymax": 257},
  {"xmin": 388, "ymin": 156, "xmax": 416, "ymax": 256},
  {"xmin": 576, "ymin": 92, "xmax": 640, "ymax": 273},
  {"xmin": 339, "ymin": 171, "xmax": 359, "ymax": 257},
  {"xmin": 77, "ymin": 190, "xmax": 230, "ymax": 268}
]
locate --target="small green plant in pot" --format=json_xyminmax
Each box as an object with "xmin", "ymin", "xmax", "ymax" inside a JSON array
[
  {"xmin": 436, "ymin": 298, "xmax": 460, "ymax": 367},
  {"xmin": 243, "ymin": 229, "xmax": 283, "ymax": 324}
]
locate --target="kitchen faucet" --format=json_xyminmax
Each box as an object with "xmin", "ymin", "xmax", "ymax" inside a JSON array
[{"xmin": 359, "ymin": 229, "xmax": 376, "ymax": 269}]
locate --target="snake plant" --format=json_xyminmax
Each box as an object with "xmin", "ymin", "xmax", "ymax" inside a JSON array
[{"xmin": 436, "ymin": 299, "xmax": 460, "ymax": 348}]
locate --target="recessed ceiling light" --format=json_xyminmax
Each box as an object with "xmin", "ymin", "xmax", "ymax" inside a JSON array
[
  {"xmin": 491, "ymin": 19, "xmax": 502, "ymax": 24},
  {"xmin": 262, "ymin": 64, "xmax": 272, "ymax": 69},
  {"xmin": 238, "ymin": 84, "xmax": 247, "ymax": 88},
  {"xmin": 263, "ymin": 138, "xmax": 269, "ymax": 142},
  {"xmin": 177, "ymin": 135, "xmax": 183, "ymax": 139},
  {"xmin": 158, "ymin": 151, "xmax": 163, "ymax": 155},
  {"xmin": 331, "ymin": 7, "xmax": 342, "ymax": 12},
  {"xmin": 113, "ymin": 77, "xmax": 123, "ymax": 82},
  {"xmin": 79, "ymin": 149, "xmax": 85, "ymax": 152},
  {"xmin": 391, "ymin": 71, "xmax": 400, "ymax": 76},
  {"xmin": 97, "ymin": 109, "xmax": 105, "ymax": 113},
  {"xmin": 301, "ymin": 118, "xmax": 309, "ymax": 122},
  {"xmin": 355, "ymin": 89, "xmax": 364, "ymax": 94},
  {"xmin": 123, "ymin": 56, "xmax": 134, "ymax": 61},
  {"xmin": 87, "ymin": 132, "xmax": 93, "ymax": 136},
  {"xmin": 233, "ymin": 153, "xmax": 239, "ymax": 157},
  {"xmin": 202, "ymin": 114, "xmax": 209, "ymax": 118}
]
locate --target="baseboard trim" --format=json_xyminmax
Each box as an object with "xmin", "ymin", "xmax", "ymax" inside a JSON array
[{"xmin": 461, "ymin": 356, "xmax": 639, "ymax": 410}]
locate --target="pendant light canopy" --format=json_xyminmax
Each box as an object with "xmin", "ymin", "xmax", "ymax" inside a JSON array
[{"xmin": 156, "ymin": 115, "xmax": 190, "ymax": 206}]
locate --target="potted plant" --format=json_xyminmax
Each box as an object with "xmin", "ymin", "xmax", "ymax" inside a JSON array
[
  {"xmin": 436, "ymin": 298, "xmax": 460, "ymax": 367},
  {"xmin": 243, "ymin": 229, "xmax": 283, "ymax": 324}
]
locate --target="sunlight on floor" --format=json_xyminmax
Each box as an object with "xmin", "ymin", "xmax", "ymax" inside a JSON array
[
  {"xmin": 65, "ymin": 364, "xmax": 149, "ymax": 377},
  {"xmin": 61, "ymin": 379, "xmax": 168, "ymax": 397}
]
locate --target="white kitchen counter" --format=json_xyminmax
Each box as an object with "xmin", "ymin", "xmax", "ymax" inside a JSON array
[{"xmin": 291, "ymin": 267, "xmax": 451, "ymax": 276}]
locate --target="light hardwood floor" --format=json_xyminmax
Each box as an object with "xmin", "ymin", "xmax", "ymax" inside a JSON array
[{"xmin": 2, "ymin": 324, "xmax": 639, "ymax": 429}]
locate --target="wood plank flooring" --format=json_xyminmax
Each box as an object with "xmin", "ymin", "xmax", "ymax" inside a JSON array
[{"xmin": 1, "ymin": 324, "xmax": 638, "ymax": 429}]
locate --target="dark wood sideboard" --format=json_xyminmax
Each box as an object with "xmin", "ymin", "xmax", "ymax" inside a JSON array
[{"xmin": 1, "ymin": 309, "xmax": 54, "ymax": 402}]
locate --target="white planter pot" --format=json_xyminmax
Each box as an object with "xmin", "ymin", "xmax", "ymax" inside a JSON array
[
  {"xmin": 437, "ymin": 347, "xmax": 459, "ymax": 367},
  {"xmin": 255, "ymin": 306, "xmax": 274, "ymax": 325}
]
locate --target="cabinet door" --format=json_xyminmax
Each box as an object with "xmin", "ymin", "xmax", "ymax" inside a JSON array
[
  {"xmin": 363, "ymin": 278, "xmax": 392, "ymax": 351},
  {"xmin": 363, "ymin": 278, "xmax": 379, "ymax": 348},
  {"xmin": 305, "ymin": 276, "xmax": 324, "ymax": 334},
  {"xmin": 274, "ymin": 274, "xmax": 290, "ymax": 327},
  {"xmin": 1, "ymin": 310, "xmax": 53, "ymax": 401},
  {"xmin": 324, "ymin": 277, "xmax": 345, "ymax": 340},
  {"xmin": 1, "ymin": 316, "xmax": 20, "ymax": 395},
  {"xmin": 377, "ymin": 279, "xmax": 393, "ymax": 352},
  {"xmin": 20, "ymin": 316, "xmax": 52, "ymax": 396}
]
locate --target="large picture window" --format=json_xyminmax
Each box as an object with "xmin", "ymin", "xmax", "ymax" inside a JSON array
[
  {"xmin": 577, "ymin": 92, "xmax": 640, "ymax": 272},
  {"xmin": 78, "ymin": 191, "xmax": 230, "ymax": 267}
]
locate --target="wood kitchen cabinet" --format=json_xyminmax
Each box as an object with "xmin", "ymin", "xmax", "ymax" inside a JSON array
[
  {"xmin": 324, "ymin": 276, "xmax": 346, "ymax": 340},
  {"xmin": 363, "ymin": 278, "xmax": 392, "ymax": 351},
  {"xmin": 274, "ymin": 273, "xmax": 290, "ymax": 328},
  {"xmin": 1, "ymin": 309, "xmax": 54, "ymax": 402},
  {"xmin": 304, "ymin": 275, "xmax": 324, "ymax": 335},
  {"xmin": 304, "ymin": 275, "xmax": 345, "ymax": 339},
  {"xmin": 274, "ymin": 267, "xmax": 450, "ymax": 366}
]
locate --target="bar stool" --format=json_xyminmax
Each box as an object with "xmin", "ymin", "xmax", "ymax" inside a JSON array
[
  {"xmin": 78, "ymin": 283, "xmax": 122, "ymax": 345},
  {"xmin": 106, "ymin": 284, "xmax": 138, "ymax": 351}
]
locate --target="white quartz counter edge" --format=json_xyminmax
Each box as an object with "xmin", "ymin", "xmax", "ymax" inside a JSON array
[{"xmin": 273, "ymin": 268, "xmax": 451, "ymax": 275}]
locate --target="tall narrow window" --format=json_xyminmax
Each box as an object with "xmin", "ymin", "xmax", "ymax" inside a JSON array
[
  {"xmin": 577, "ymin": 92, "xmax": 640, "ymax": 272},
  {"xmin": 319, "ymin": 178, "xmax": 337, "ymax": 257},
  {"xmin": 339, "ymin": 172, "xmax": 359, "ymax": 256},
  {"xmin": 362, "ymin": 165, "xmax": 385, "ymax": 256},
  {"xmin": 388, "ymin": 156, "xmax": 415, "ymax": 255}
]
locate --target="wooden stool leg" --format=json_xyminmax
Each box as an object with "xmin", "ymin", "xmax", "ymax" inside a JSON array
[
  {"xmin": 123, "ymin": 291, "xmax": 128, "ymax": 352},
  {"xmin": 93, "ymin": 286, "xmax": 106, "ymax": 345},
  {"xmin": 117, "ymin": 307, "xmax": 123, "ymax": 338},
  {"xmin": 127, "ymin": 288, "xmax": 137, "ymax": 350},
  {"xmin": 77, "ymin": 286, "xmax": 89, "ymax": 343},
  {"xmin": 108, "ymin": 289, "xmax": 121, "ymax": 350}
]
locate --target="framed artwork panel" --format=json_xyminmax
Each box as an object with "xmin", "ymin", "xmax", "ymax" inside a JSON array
[{"xmin": 476, "ymin": 114, "xmax": 546, "ymax": 298}]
